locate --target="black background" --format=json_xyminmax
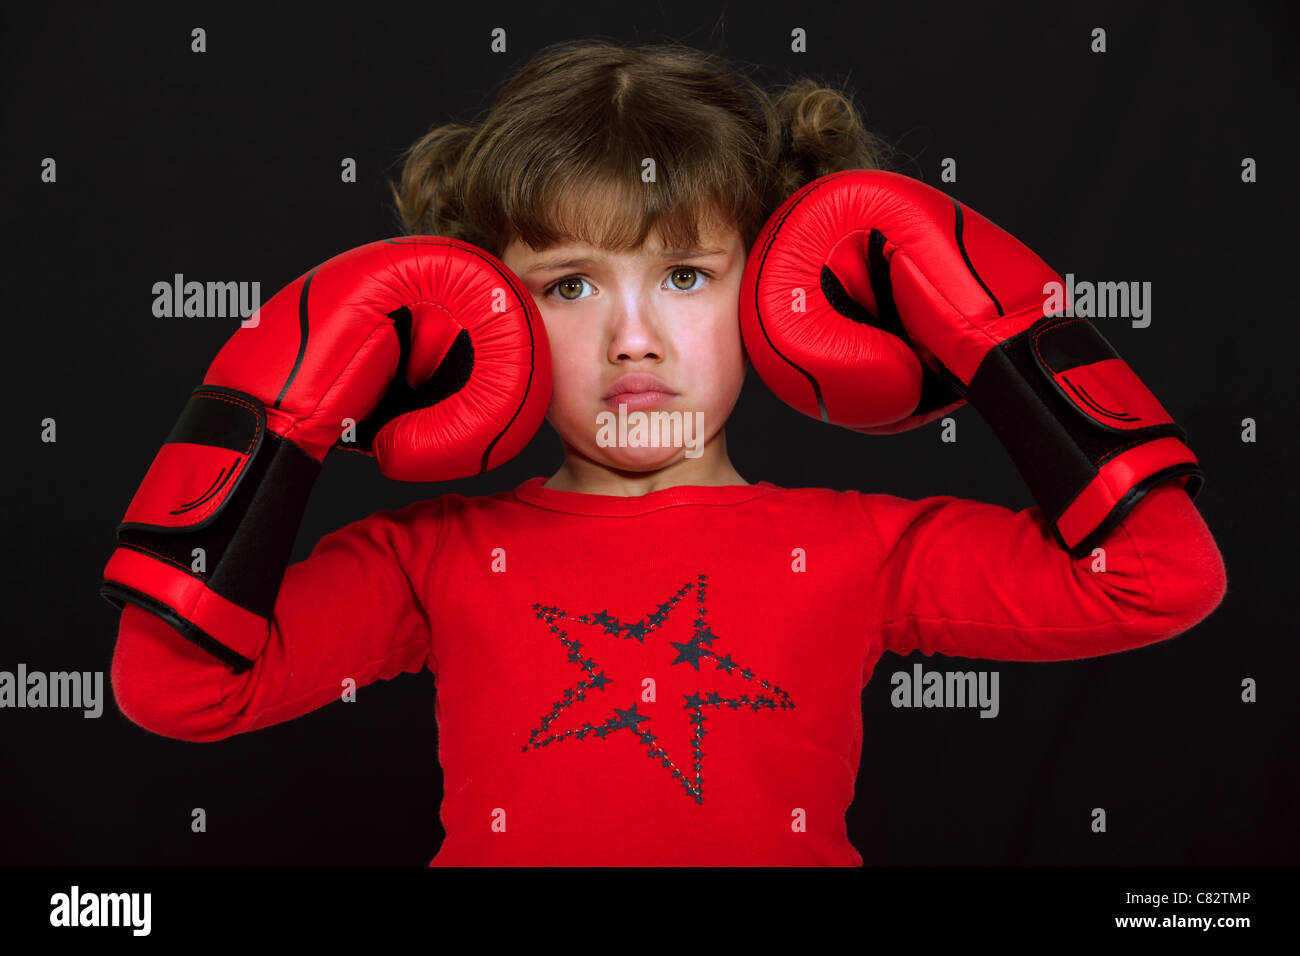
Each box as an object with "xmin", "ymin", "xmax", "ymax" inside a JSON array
[{"xmin": 2, "ymin": 1, "xmax": 1296, "ymax": 866}]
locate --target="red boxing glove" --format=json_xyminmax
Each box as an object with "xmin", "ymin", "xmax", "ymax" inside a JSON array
[
  {"xmin": 740, "ymin": 170, "xmax": 1203, "ymax": 557},
  {"xmin": 102, "ymin": 237, "xmax": 552, "ymax": 668}
]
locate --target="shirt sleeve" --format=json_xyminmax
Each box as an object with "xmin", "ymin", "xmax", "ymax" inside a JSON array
[
  {"xmin": 856, "ymin": 482, "xmax": 1226, "ymax": 678},
  {"xmin": 110, "ymin": 498, "xmax": 443, "ymax": 741}
]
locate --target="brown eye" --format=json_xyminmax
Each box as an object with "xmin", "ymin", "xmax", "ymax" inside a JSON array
[
  {"xmin": 553, "ymin": 277, "xmax": 589, "ymax": 300},
  {"xmin": 669, "ymin": 268, "xmax": 701, "ymax": 291}
]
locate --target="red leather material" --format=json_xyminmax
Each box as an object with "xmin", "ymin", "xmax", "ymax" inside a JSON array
[
  {"xmin": 740, "ymin": 170, "xmax": 1058, "ymax": 428},
  {"xmin": 120, "ymin": 388, "xmax": 264, "ymax": 530},
  {"xmin": 1050, "ymin": 357, "xmax": 1175, "ymax": 431},
  {"xmin": 104, "ymin": 547, "xmax": 270, "ymax": 662},
  {"xmin": 1056, "ymin": 438, "xmax": 1201, "ymax": 551},
  {"xmin": 204, "ymin": 237, "xmax": 552, "ymax": 479},
  {"xmin": 122, "ymin": 441, "xmax": 251, "ymax": 529},
  {"xmin": 740, "ymin": 179, "xmax": 925, "ymax": 429}
]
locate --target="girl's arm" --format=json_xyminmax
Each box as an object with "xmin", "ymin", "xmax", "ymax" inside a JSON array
[
  {"xmin": 858, "ymin": 481, "xmax": 1226, "ymax": 668},
  {"xmin": 110, "ymin": 501, "xmax": 441, "ymax": 741}
]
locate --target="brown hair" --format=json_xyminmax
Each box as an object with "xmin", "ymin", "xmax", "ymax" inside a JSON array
[{"xmin": 388, "ymin": 39, "xmax": 891, "ymax": 259}]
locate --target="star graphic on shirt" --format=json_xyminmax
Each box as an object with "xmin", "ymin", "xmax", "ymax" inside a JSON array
[{"xmin": 523, "ymin": 574, "xmax": 795, "ymax": 804}]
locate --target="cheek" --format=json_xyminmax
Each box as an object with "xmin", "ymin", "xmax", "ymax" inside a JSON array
[
  {"xmin": 703, "ymin": 310, "xmax": 746, "ymax": 378},
  {"xmin": 543, "ymin": 328, "xmax": 591, "ymax": 411},
  {"xmin": 677, "ymin": 317, "xmax": 745, "ymax": 414}
]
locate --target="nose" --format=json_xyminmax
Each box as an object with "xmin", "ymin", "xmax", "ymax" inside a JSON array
[{"xmin": 606, "ymin": 290, "xmax": 666, "ymax": 362}]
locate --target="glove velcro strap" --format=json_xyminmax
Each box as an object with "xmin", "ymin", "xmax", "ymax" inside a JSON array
[
  {"xmin": 102, "ymin": 385, "xmax": 321, "ymax": 670},
  {"xmin": 965, "ymin": 313, "xmax": 1204, "ymax": 558},
  {"xmin": 121, "ymin": 386, "xmax": 265, "ymax": 530}
]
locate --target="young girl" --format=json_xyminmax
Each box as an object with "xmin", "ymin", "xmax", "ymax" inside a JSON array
[{"xmin": 106, "ymin": 39, "xmax": 1226, "ymax": 865}]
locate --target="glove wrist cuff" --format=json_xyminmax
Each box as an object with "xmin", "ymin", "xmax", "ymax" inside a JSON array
[
  {"xmin": 101, "ymin": 386, "xmax": 322, "ymax": 670},
  {"xmin": 964, "ymin": 314, "xmax": 1204, "ymax": 557}
]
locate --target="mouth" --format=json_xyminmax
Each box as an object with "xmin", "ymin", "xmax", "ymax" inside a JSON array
[
  {"xmin": 603, "ymin": 373, "xmax": 676, "ymax": 410},
  {"xmin": 603, "ymin": 390, "xmax": 675, "ymax": 412}
]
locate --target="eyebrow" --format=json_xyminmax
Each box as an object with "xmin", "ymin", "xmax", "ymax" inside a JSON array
[{"xmin": 522, "ymin": 246, "xmax": 730, "ymax": 274}]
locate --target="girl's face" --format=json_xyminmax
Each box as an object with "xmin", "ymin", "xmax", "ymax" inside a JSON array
[{"xmin": 501, "ymin": 216, "xmax": 748, "ymax": 471}]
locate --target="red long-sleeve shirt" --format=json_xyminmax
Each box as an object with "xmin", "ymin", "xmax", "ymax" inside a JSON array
[{"xmin": 110, "ymin": 477, "xmax": 1226, "ymax": 865}]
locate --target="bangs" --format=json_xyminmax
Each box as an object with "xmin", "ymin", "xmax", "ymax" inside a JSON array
[{"xmin": 511, "ymin": 171, "xmax": 740, "ymax": 255}]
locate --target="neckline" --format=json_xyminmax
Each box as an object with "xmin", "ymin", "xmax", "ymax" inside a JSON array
[{"xmin": 512, "ymin": 475, "xmax": 780, "ymax": 517}]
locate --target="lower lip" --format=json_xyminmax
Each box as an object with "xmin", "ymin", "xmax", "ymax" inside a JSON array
[{"xmin": 604, "ymin": 391, "xmax": 674, "ymax": 411}]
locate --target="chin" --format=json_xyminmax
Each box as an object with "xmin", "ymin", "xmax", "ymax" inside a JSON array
[{"xmin": 596, "ymin": 448, "xmax": 691, "ymax": 471}]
